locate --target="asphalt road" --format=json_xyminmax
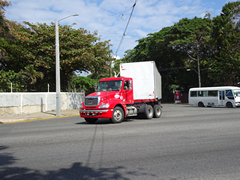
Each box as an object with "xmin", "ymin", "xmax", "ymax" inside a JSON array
[{"xmin": 1, "ymin": 104, "xmax": 240, "ymax": 180}]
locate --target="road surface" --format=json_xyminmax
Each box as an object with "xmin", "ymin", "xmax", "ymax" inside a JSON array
[{"xmin": 1, "ymin": 104, "xmax": 240, "ymax": 179}]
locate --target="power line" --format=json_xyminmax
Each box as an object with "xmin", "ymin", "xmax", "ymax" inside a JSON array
[
  {"xmin": 119, "ymin": 5, "xmax": 134, "ymax": 20},
  {"xmin": 115, "ymin": 0, "xmax": 137, "ymax": 57}
]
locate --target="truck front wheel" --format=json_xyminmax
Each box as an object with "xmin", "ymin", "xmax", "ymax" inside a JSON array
[
  {"xmin": 84, "ymin": 118, "xmax": 98, "ymax": 124},
  {"xmin": 145, "ymin": 105, "xmax": 153, "ymax": 119},
  {"xmin": 153, "ymin": 105, "xmax": 162, "ymax": 118},
  {"xmin": 111, "ymin": 107, "xmax": 124, "ymax": 123}
]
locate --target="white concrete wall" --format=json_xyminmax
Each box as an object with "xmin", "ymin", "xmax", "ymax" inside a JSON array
[{"xmin": 0, "ymin": 92, "xmax": 84, "ymax": 116}]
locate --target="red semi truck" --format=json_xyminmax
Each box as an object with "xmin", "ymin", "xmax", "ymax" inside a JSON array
[{"xmin": 79, "ymin": 61, "xmax": 162, "ymax": 123}]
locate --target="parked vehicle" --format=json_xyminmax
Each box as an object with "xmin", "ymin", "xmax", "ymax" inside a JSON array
[
  {"xmin": 80, "ymin": 61, "xmax": 162, "ymax": 123},
  {"xmin": 189, "ymin": 86, "xmax": 240, "ymax": 108}
]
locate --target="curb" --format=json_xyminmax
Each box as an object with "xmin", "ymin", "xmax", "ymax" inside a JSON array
[{"xmin": 0, "ymin": 114, "xmax": 79, "ymax": 124}]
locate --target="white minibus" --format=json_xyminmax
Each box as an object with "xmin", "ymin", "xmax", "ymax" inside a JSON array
[{"xmin": 189, "ymin": 86, "xmax": 240, "ymax": 108}]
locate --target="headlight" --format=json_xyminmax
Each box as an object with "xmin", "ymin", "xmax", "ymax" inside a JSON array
[{"xmin": 99, "ymin": 103, "xmax": 110, "ymax": 108}]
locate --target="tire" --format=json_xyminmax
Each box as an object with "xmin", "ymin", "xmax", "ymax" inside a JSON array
[
  {"xmin": 144, "ymin": 105, "xmax": 154, "ymax": 119},
  {"xmin": 153, "ymin": 105, "xmax": 162, "ymax": 118},
  {"xmin": 84, "ymin": 118, "xmax": 98, "ymax": 124},
  {"xmin": 111, "ymin": 107, "xmax": 124, "ymax": 123},
  {"xmin": 198, "ymin": 102, "xmax": 205, "ymax": 107},
  {"xmin": 226, "ymin": 102, "xmax": 233, "ymax": 108}
]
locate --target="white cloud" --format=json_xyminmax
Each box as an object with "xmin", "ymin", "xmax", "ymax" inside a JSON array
[
  {"xmin": 133, "ymin": 29, "xmax": 148, "ymax": 37},
  {"xmin": 5, "ymin": 0, "xmax": 227, "ymax": 58},
  {"xmin": 112, "ymin": 55, "xmax": 120, "ymax": 59}
]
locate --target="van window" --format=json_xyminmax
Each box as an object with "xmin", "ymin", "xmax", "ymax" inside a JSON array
[
  {"xmin": 226, "ymin": 90, "xmax": 234, "ymax": 100},
  {"xmin": 198, "ymin": 91, "xmax": 207, "ymax": 97},
  {"xmin": 208, "ymin": 91, "xmax": 217, "ymax": 97},
  {"xmin": 190, "ymin": 91, "xmax": 197, "ymax": 97},
  {"xmin": 219, "ymin": 91, "xmax": 225, "ymax": 100}
]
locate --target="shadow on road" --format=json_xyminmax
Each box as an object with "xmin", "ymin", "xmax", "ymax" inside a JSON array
[
  {"xmin": 0, "ymin": 162, "xmax": 133, "ymax": 180},
  {"xmin": 0, "ymin": 146, "xmax": 17, "ymax": 167},
  {"xmin": 76, "ymin": 118, "xmax": 136, "ymax": 125},
  {"xmin": 0, "ymin": 146, "xmax": 155, "ymax": 180}
]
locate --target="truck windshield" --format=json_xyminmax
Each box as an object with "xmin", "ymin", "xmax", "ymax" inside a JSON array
[{"xmin": 98, "ymin": 80, "xmax": 122, "ymax": 92}]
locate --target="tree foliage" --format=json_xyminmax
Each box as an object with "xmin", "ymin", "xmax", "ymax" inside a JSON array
[
  {"xmin": 0, "ymin": 0, "xmax": 11, "ymax": 38},
  {"xmin": 1, "ymin": 0, "xmax": 240, "ymax": 101},
  {"xmin": 209, "ymin": 1, "xmax": 240, "ymax": 85},
  {"xmin": 120, "ymin": 1, "xmax": 240, "ymax": 102},
  {"xmin": 70, "ymin": 75, "xmax": 98, "ymax": 95},
  {"xmin": 0, "ymin": 1, "xmax": 113, "ymax": 92}
]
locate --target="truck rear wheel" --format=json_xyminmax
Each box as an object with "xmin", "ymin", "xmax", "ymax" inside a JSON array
[
  {"xmin": 153, "ymin": 105, "xmax": 162, "ymax": 118},
  {"xmin": 84, "ymin": 118, "xmax": 98, "ymax": 124},
  {"xmin": 111, "ymin": 107, "xmax": 124, "ymax": 123},
  {"xmin": 145, "ymin": 105, "xmax": 153, "ymax": 119}
]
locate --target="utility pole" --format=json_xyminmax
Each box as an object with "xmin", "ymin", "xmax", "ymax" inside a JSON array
[{"xmin": 55, "ymin": 14, "xmax": 78, "ymax": 116}]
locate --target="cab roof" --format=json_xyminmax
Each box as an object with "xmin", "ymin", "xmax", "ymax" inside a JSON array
[{"xmin": 99, "ymin": 77, "xmax": 132, "ymax": 81}]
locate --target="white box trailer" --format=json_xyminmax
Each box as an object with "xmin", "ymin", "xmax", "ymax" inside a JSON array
[{"xmin": 120, "ymin": 61, "xmax": 162, "ymax": 100}]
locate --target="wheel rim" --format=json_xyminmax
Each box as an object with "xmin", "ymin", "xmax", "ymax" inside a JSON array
[
  {"xmin": 156, "ymin": 107, "xmax": 161, "ymax": 116},
  {"xmin": 148, "ymin": 107, "xmax": 153, "ymax": 117},
  {"xmin": 113, "ymin": 110, "xmax": 122, "ymax": 121}
]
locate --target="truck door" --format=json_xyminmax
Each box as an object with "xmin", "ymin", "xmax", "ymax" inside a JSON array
[
  {"xmin": 218, "ymin": 90, "xmax": 225, "ymax": 106},
  {"xmin": 122, "ymin": 79, "xmax": 133, "ymax": 104}
]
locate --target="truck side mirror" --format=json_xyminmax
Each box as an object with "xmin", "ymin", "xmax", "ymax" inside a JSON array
[{"xmin": 129, "ymin": 80, "xmax": 132, "ymax": 91}]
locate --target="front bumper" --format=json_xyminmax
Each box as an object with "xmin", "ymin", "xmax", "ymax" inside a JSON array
[
  {"xmin": 235, "ymin": 102, "xmax": 240, "ymax": 107},
  {"xmin": 80, "ymin": 109, "xmax": 113, "ymax": 119}
]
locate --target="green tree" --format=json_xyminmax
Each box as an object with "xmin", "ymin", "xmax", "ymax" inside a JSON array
[
  {"xmin": 0, "ymin": 0, "xmax": 12, "ymax": 68},
  {"xmin": 120, "ymin": 1, "xmax": 240, "ymax": 101},
  {"xmin": 169, "ymin": 17, "xmax": 212, "ymax": 87},
  {"xmin": 0, "ymin": 0, "xmax": 11, "ymax": 38},
  {"xmin": 120, "ymin": 26, "xmax": 193, "ymax": 102},
  {"xmin": 209, "ymin": 1, "xmax": 240, "ymax": 85},
  {"xmin": 18, "ymin": 64, "xmax": 44, "ymax": 91},
  {"xmin": 70, "ymin": 75, "xmax": 98, "ymax": 95},
  {"xmin": 0, "ymin": 69, "xmax": 24, "ymax": 92},
  {"xmin": 1, "ymin": 21, "xmax": 113, "ymax": 92}
]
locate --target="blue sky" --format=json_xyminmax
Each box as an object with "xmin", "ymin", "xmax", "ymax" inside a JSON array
[{"xmin": 5, "ymin": 0, "xmax": 235, "ymax": 59}]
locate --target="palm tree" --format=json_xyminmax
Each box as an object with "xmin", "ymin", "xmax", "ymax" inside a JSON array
[{"xmin": 18, "ymin": 64, "xmax": 44, "ymax": 85}]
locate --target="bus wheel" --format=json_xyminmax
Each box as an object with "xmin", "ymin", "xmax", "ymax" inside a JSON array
[
  {"xmin": 153, "ymin": 105, "xmax": 162, "ymax": 118},
  {"xmin": 111, "ymin": 107, "xmax": 124, "ymax": 123},
  {"xmin": 198, "ymin": 102, "xmax": 205, "ymax": 107},
  {"xmin": 226, "ymin": 102, "xmax": 233, "ymax": 108},
  {"xmin": 84, "ymin": 118, "xmax": 98, "ymax": 124}
]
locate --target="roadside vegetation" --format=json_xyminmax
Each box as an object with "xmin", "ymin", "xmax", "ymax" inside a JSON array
[
  {"xmin": 116, "ymin": 1, "xmax": 240, "ymax": 101},
  {"xmin": 0, "ymin": 0, "xmax": 113, "ymax": 94},
  {"xmin": 1, "ymin": 1, "xmax": 240, "ymax": 99}
]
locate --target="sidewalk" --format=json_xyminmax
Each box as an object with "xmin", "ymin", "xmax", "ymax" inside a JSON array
[{"xmin": 0, "ymin": 109, "xmax": 80, "ymax": 124}]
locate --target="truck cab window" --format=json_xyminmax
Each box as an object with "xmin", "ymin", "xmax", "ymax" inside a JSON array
[
  {"xmin": 98, "ymin": 80, "xmax": 122, "ymax": 91},
  {"xmin": 124, "ymin": 81, "xmax": 129, "ymax": 90}
]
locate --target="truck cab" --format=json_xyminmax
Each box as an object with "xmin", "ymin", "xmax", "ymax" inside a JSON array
[
  {"xmin": 80, "ymin": 61, "xmax": 162, "ymax": 124},
  {"xmin": 80, "ymin": 77, "xmax": 133, "ymax": 123}
]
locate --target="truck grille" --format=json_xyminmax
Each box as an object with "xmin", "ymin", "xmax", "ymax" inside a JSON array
[{"xmin": 85, "ymin": 96, "xmax": 99, "ymax": 106}]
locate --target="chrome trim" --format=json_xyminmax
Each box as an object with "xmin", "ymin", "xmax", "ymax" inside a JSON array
[
  {"xmin": 80, "ymin": 109, "xmax": 109, "ymax": 113},
  {"xmin": 84, "ymin": 96, "xmax": 100, "ymax": 106}
]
